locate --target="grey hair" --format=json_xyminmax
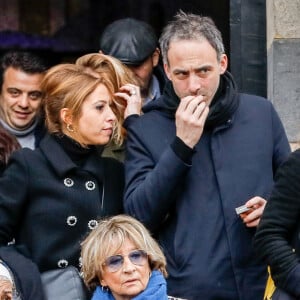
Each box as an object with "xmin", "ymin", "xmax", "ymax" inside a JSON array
[{"xmin": 159, "ymin": 10, "xmax": 225, "ymax": 65}]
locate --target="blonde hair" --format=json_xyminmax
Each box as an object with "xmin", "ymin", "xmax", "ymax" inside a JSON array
[
  {"xmin": 81, "ymin": 214, "xmax": 167, "ymax": 290},
  {"xmin": 41, "ymin": 54, "xmax": 135, "ymax": 147},
  {"xmin": 76, "ymin": 53, "xmax": 137, "ymax": 142}
]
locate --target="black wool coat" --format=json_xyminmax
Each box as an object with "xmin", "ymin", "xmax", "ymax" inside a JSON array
[{"xmin": 0, "ymin": 134, "xmax": 124, "ymax": 272}]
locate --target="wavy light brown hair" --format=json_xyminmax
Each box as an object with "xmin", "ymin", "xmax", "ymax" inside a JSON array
[
  {"xmin": 81, "ymin": 214, "xmax": 167, "ymax": 291},
  {"xmin": 76, "ymin": 53, "xmax": 137, "ymax": 142},
  {"xmin": 41, "ymin": 58, "xmax": 130, "ymax": 146}
]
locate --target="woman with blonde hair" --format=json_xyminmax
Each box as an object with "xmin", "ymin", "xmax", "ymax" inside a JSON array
[
  {"xmin": 76, "ymin": 53, "xmax": 141, "ymax": 161},
  {"xmin": 0, "ymin": 57, "xmax": 141, "ymax": 299},
  {"xmin": 81, "ymin": 214, "xmax": 186, "ymax": 300}
]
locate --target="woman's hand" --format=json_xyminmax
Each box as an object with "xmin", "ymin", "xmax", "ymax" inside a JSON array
[{"xmin": 115, "ymin": 84, "xmax": 142, "ymax": 119}]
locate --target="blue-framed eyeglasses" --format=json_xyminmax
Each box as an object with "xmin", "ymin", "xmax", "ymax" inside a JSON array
[{"xmin": 103, "ymin": 250, "xmax": 148, "ymax": 272}]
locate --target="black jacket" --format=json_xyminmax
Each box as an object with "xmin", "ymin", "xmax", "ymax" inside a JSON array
[
  {"xmin": 124, "ymin": 73, "xmax": 290, "ymax": 299},
  {"xmin": 254, "ymin": 149, "xmax": 300, "ymax": 297},
  {"xmin": 0, "ymin": 133, "xmax": 124, "ymax": 272}
]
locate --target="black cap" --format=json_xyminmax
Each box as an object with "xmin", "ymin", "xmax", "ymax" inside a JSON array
[{"xmin": 100, "ymin": 18, "xmax": 157, "ymax": 66}]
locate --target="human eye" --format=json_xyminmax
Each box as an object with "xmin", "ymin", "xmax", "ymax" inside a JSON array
[
  {"xmin": 197, "ymin": 67, "xmax": 210, "ymax": 77},
  {"xmin": 129, "ymin": 250, "xmax": 147, "ymax": 264},
  {"xmin": 95, "ymin": 104, "xmax": 104, "ymax": 111},
  {"xmin": 29, "ymin": 91, "xmax": 43, "ymax": 100},
  {"xmin": 174, "ymin": 71, "xmax": 188, "ymax": 80},
  {"xmin": 108, "ymin": 255, "xmax": 122, "ymax": 266},
  {"xmin": 105, "ymin": 255, "xmax": 123, "ymax": 271},
  {"xmin": 8, "ymin": 88, "xmax": 21, "ymax": 97}
]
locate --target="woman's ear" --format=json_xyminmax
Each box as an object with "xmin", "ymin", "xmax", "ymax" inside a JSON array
[
  {"xmin": 60, "ymin": 108, "xmax": 72, "ymax": 126},
  {"xmin": 100, "ymin": 279, "xmax": 107, "ymax": 287}
]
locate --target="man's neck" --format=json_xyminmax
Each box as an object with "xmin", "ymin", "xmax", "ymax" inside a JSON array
[{"xmin": 0, "ymin": 118, "xmax": 38, "ymax": 137}]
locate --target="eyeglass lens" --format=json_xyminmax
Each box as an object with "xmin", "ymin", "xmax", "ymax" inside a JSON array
[{"xmin": 104, "ymin": 250, "xmax": 147, "ymax": 272}]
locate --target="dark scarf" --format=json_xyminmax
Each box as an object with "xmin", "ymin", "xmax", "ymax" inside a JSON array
[
  {"xmin": 53, "ymin": 134, "xmax": 98, "ymax": 166},
  {"xmin": 145, "ymin": 71, "xmax": 239, "ymax": 130},
  {"xmin": 91, "ymin": 270, "xmax": 168, "ymax": 300}
]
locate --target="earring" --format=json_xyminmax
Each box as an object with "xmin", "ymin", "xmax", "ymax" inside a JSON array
[
  {"xmin": 101, "ymin": 285, "xmax": 109, "ymax": 293},
  {"xmin": 66, "ymin": 124, "xmax": 74, "ymax": 132}
]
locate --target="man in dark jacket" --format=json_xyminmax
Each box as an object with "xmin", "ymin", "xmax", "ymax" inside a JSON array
[{"xmin": 124, "ymin": 11, "xmax": 291, "ymax": 300}]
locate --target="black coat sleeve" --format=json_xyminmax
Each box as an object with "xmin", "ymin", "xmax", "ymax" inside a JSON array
[{"xmin": 254, "ymin": 149, "xmax": 300, "ymax": 297}]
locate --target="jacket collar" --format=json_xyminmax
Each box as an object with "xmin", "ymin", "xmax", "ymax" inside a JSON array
[
  {"xmin": 143, "ymin": 71, "xmax": 240, "ymax": 130},
  {"xmin": 39, "ymin": 134, "xmax": 104, "ymax": 180}
]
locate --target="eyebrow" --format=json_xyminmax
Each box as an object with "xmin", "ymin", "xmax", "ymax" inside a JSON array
[{"xmin": 173, "ymin": 64, "xmax": 213, "ymax": 73}]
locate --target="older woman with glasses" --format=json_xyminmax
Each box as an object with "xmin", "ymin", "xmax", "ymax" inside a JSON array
[{"xmin": 81, "ymin": 214, "xmax": 186, "ymax": 300}]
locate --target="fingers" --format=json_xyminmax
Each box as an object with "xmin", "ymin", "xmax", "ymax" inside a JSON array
[
  {"xmin": 115, "ymin": 84, "xmax": 142, "ymax": 118},
  {"xmin": 239, "ymin": 196, "xmax": 267, "ymax": 227},
  {"xmin": 118, "ymin": 84, "xmax": 140, "ymax": 97},
  {"xmin": 175, "ymin": 95, "xmax": 209, "ymax": 148}
]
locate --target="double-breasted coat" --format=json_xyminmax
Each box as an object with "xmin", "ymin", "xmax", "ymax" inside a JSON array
[{"xmin": 0, "ymin": 134, "xmax": 124, "ymax": 272}]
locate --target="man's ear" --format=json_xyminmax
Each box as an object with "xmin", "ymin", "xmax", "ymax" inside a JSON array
[
  {"xmin": 151, "ymin": 48, "xmax": 160, "ymax": 67},
  {"xmin": 219, "ymin": 54, "xmax": 228, "ymax": 74},
  {"xmin": 163, "ymin": 63, "xmax": 172, "ymax": 81}
]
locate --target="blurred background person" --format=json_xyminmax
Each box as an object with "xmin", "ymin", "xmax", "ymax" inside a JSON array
[
  {"xmin": 0, "ymin": 51, "xmax": 49, "ymax": 149},
  {"xmin": 254, "ymin": 148, "xmax": 300, "ymax": 299},
  {"xmin": 99, "ymin": 18, "xmax": 167, "ymax": 161},
  {"xmin": 0, "ymin": 55, "xmax": 140, "ymax": 299},
  {"xmin": 100, "ymin": 18, "xmax": 167, "ymax": 107},
  {"xmin": 81, "ymin": 214, "xmax": 185, "ymax": 300}
]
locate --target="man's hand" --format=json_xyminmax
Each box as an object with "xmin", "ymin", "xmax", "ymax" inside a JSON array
[
  {"xmin": 239, "ymin": 196, "xmax": 267, "ymax": 227},
  {"xmin": 175, "ymin": 95, "xmax": 209, "ymax": 148}
]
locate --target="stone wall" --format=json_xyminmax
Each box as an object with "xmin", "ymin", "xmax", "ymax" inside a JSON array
[{"xmin": 267, "ymin": 0, "xmax": 300, "ymax": 149}]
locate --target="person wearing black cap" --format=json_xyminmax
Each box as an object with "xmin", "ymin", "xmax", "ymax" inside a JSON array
[{"xmin": 100, "ymin": 18, "xmax": 166, "ymax": 106}]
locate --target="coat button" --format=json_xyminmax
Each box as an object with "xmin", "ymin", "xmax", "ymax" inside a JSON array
[
  {"xmin": 88, "ymin": 219, "xmax": 98, "ymax": 230},
  {"xmin": 64, "ymin": 178, "xmax": 74, "ymax": 187},
  {"xmin": 66, "ymin": 216, "xmax": 77, "ymax": 226},
  {"xmin": 85, "ymin": 181, "xmax": 96, "ymax": 191},
  {"xmin": 57, "ymin": 259, "xmax": 68, "ymax": 268}
]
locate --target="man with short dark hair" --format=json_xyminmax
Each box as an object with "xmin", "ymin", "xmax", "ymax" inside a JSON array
[
  {"xmin": 124, "ymin": 11, "xmax": 291, "ymax": 299},
  {"xmin": 0, "ymin": 51, "xmax": 48, "ymax": 149}
]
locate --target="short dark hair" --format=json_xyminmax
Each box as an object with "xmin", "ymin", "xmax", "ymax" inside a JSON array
[{"xmin": 0, "ymin": 50, "xmax": 48, "ymax": 89}]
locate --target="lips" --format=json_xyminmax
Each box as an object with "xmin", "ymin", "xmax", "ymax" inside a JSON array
[
  {"xmin": 102, "ymin": 127, "xmax": 113, "ymax": 135},
  {"xmin": 123, "ymin": 278, "xmax": 138, "ymax": 285},
  {"xmin": 14, "ymin": 111, "xmax": 31, "ymax": 119}
]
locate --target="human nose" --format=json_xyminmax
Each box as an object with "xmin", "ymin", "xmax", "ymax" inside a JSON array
[
  {"xmin": 129, "ymin": 65, "xmax": 143, "ymax": 80},
  {"xmin": 107, "ymin": 106, "xmax": 116, "ymax": 122},
  {"xmin": 18, "ymin": 94, "xmax": 29, "ymax": 108},
  {"xmin": 188, "ymin": 74, "xmax": 201, "ymax": 95},
  {"xmin": 122, "ymin": 256, "xmax": 136, "ymax": 273}
]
